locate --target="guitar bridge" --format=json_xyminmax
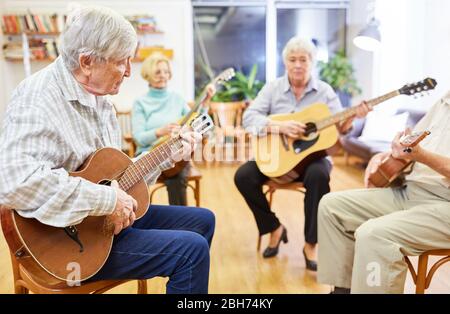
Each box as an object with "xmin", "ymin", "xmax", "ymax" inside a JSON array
[{"xmin": 64, "ymin": 226, "xmax": 84, "ymax": 252}]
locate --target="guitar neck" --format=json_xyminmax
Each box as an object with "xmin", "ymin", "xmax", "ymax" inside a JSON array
[
  {"xmin": 179, "ymin": 76, "xmax": 221, "ymax": 126},
  {"xmin": 179, "ymin": 92, "xmax": 208, "ymax": 125},
  {"xmin": 118, "ymin": 137, "xmax": 183, "ymax": 191},
  {"xmin": 316, "ymin": 90, "xmax": 401, "ymax": 131}
]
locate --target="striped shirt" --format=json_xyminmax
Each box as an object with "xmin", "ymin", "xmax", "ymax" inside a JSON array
[{"xmin": 0, "ymin": 57, "xmax": 164, "ymax": 227}]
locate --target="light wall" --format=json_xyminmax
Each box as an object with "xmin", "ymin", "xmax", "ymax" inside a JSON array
[
  {"xmin": 346, "ymin": 0, "xmax": 374, "ymax": 105},
  {"xmin": 350, "ymin": 0, "xmax": 449, "ymax": 113},
  {"xmin": 0, "ymin": 0, "xmax": 193, "ymax": 123},
  {"xmin": 423, "ymin": 0, "xmax": 450, "ymax": 103}
]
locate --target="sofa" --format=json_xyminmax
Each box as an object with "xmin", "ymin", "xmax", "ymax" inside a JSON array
[{"xmin": 340, "ymin": 108, "xmax": 427, "ymax": 165}]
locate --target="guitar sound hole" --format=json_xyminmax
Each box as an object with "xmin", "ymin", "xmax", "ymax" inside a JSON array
[
  {"xmin": 292, "ymin": 134, "xmax": 320, "ymax": 154},
  {"xmin": 303, "ymin": 122, "xmax": 317, "ymax": 136}
]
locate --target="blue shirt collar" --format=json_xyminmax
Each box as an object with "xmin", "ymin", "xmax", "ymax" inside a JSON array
[{"xmin": 282, "ymin": 73, "xmax": 318, "ymax": 94}]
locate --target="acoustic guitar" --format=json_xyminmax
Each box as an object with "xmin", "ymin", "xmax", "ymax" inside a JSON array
[
  {"xmin": 1, "ymin": 113, "xmax": 214, "ymax": 282},
  {"xmin": 368, "ymin": 130, "xmax": 430, "ymax": 188},
  {"xmin": 253, "ymin": 78, "xmax": 437, "ymax": 183},
  {"xmin": 155, "ymin": 68, "xmax": 235, "ymax": 179}
]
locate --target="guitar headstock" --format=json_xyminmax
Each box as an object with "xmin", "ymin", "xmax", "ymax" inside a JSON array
[
  {"xmin": 190, "ymin": 113, "xmax": 214, "ymax": 136},
  {"xmin": 400, "ymin": 130, "xmax": 431, "ymax": 147},
  {"xmin": 399, "ymin": 78, "xmax": 437, "ymax": 97},
  {"xmin": 214, "ymin": 68, "xmax": 235, "ymax": 86}
]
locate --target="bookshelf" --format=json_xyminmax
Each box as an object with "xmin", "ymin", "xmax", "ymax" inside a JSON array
[
  {"xmin": 2, "ymin": 13, "xmax": 173, "ymax": 63},
  {"xmin": 2, "ymin": 13, "xmax": 63, "ymax": 62}
]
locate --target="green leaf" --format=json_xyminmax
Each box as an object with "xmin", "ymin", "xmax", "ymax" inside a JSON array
[{"xmin": 247, "ymin": 64, "xmax": 257, "ymax": 91}]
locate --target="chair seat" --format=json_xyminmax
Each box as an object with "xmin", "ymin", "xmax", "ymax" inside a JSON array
[
  {"xmin": 187, "ymin": 164, "xmax": 202, "ymax": 179},
  {"xmin": 151, "ymin": 163, "xmax": 202, "ymax": 206},
  {"xmin": 156, "ymin": 163, "xmax": 202, "ymax": 183},
  {"xmin": 17, "ymin": 260, "xmax": 133, "ymax": 293},
  {"xmin": 264, "ymin": 180, "xmax": 304, "ymax": 191}
]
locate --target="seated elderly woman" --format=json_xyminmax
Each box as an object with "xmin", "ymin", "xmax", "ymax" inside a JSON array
[
  {"xmin": 132, "ymin": 53, "xmax": 215, "ymax": 206},
  {"xmin": 0, "ymin": 6, "xmax": 215, "ymax": 294}
]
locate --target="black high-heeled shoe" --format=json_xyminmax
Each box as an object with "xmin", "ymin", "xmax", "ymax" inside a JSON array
[
  {"xmin": 262, "ymin": 226, "xmax": 288, "ymax": 258},
  {"xmin": 303, "ymin": 248, "xmax": 317, "ymax": 271}
]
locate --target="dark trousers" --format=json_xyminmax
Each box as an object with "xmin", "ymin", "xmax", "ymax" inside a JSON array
[
  {"xmin": 165, "ymin": 164, "xmax": 189, "ymax": 206},
  {"xmin": 234, "ymin": 158, "xmax": 331, "ymax": 244},
  {"xmin": 89, "ymin": 205, "xmax": 215, "ymax": 294}
]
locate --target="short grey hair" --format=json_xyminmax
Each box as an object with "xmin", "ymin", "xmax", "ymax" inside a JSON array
[
  {"xmin": 60, "ymin": 6, "xmax": 137, "ymax": 70},
  {"xmin": 282, "ymin": 36, "xmax": 317, "ymax": 64}
]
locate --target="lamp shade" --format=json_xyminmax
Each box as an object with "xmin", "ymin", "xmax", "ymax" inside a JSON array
[{"xmin": 353, "ymin": 18, "xmax": 381, "ymax": 51}]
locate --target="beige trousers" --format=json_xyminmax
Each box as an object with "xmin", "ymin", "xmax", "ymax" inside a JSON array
[{"xmin": 317, "ymin": 181, "xmax": 450, "ymax": 293}]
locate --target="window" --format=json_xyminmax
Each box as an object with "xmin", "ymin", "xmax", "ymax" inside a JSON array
[
  {"xmin": 276, "ymin": 8, "xmax": 347, "ymax": 77},
  {"xmin": 193, "ymin": 5, "xmax": 266, "ymax": 95}
]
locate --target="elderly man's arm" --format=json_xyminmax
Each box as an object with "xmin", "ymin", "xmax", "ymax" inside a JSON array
[
  {"xmin": 390, "ymin": 131, "xmax": 450, "ymax": 180},
  {"xmin": 242, "ymin": 83, "xmax": 272, "ymax": 134},
  {"xmin": 414, "ymin": 149, "xmax": 450, "ymax": 179},
  {"xmin": 0, "ymin": 104, "xmax": 117, "ymax": 227}
]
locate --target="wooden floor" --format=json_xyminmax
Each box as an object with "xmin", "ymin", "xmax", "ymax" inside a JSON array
[{"xmin": 0, "ymin": 156, "xmax": 448, "ymax": 294}]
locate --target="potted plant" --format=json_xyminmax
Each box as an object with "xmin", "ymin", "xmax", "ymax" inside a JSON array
[
  {"xmin": 205, "ymin": 64, "xmax": 264, "ymax": 162},
  {"xmin": 318, "ymin": 49, "xmax": 361, "ymax": 107},
  {"xmin": 210, "ymin": 63, "xmax": 264, "ymax": 103}
]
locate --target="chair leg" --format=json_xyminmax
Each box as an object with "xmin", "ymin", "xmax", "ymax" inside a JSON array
[
  {"xmin": 257, "ymin": 234, "xmax": 261, "ymax": 252},
  {"xmin": 10, "ymin": 253, "xmax": 29, "ymax": 294},
  {"xmin": 15, "ymin": 282, "xmax": 29, "ymax": 294},
  {"xmin": 194, "ymin": 178, "xmax": 200, "ymax": 207},
  {"xmin": 415, "ymin": 254, "xmax": 428, "ymax": 294},
  {"xmin": 137, "ymin": 280, "xmax": 147, "ymax": 294},
  {"xmin": 268, "ymin": 191, "xmax": 274, "ymax": 208}
]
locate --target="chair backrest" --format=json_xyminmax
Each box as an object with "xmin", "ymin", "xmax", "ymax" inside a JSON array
[
  {"xmin": 209, "ymin": 101, "xmax": 247, "ymax": 131},
  {"xmin": 114, "ymin": 109, "xmax": 137, "ymax": 157},
  {"xmin": 115, "ymin": 110, "xmax": 133, "ymax": 145}
]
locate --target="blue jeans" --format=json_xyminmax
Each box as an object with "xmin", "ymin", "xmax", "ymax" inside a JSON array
[{"xmin": 89, "ymin": 205, "xmax": 215, "ymax": 294}]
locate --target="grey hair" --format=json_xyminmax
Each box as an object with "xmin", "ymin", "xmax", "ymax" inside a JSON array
[
  {"xmin": 282, "ymin": 36, "xmax": 317, "ymax": 64},
  {"xmin": 60, "ymin": 6, "xmax": 137, "ymax": 70}
]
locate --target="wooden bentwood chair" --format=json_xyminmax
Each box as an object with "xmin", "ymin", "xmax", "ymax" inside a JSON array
[{"xmin": 0, "ymin": 206, "xmax": 147, "ymax": 294}]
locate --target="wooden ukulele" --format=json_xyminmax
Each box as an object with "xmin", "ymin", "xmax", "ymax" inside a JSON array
[
  {"xmin": 253, "ymin": 77, "xmax": 437, "ymax": 183},
  {"xmin": 155, "ymin": 68, "xmax": 235, "ymax": 179},
  {"xmin": 1, "ymin": 114, "xmax": 214, "ymax": 281},
  {"xmin": 368, "ymin": 130, "xmax": 431, "ymax": 188}
]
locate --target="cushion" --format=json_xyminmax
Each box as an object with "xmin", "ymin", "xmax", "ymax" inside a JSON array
[{"xmin": 358, "ymin": 112, "xmax": 409, "ymax": 143}]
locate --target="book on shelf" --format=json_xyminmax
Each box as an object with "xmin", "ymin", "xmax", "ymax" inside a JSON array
[
  {"xmin": 126, "ymin": 15, "xmax": 161, "ymax": 33},
  {"xmin": 2, "ymin": 13, "xmax": 65, "ymax": 34},
  {"xmin": 3, "ymin": 37, "xmax": 60, "ymax": 61}
]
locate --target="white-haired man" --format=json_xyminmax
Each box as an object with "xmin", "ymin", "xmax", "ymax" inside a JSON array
[
  {"xmin": 234, "ymin": 36, "xmax": 370, "ymax": 269},
  {"xmin": 0, "ymin": 6, "xmax": 215, "ymax": 294},
  {"xmin": 317, "ymin": 91, "xmax": 450, "ymax": 294}
]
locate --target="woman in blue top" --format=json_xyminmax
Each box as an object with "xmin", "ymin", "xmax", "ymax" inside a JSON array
[{"xmin": 132, "ymin": 52, "xmax": 215, "ymax": 205}]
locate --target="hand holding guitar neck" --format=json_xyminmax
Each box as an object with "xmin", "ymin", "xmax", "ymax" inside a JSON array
[
  {"xmin": 391, "ymin": 129, "xmax": 430, "ymax": 160},
  {"xmin": 367, "ymin": 130, "xmax": 431, "ymax": 188}
]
